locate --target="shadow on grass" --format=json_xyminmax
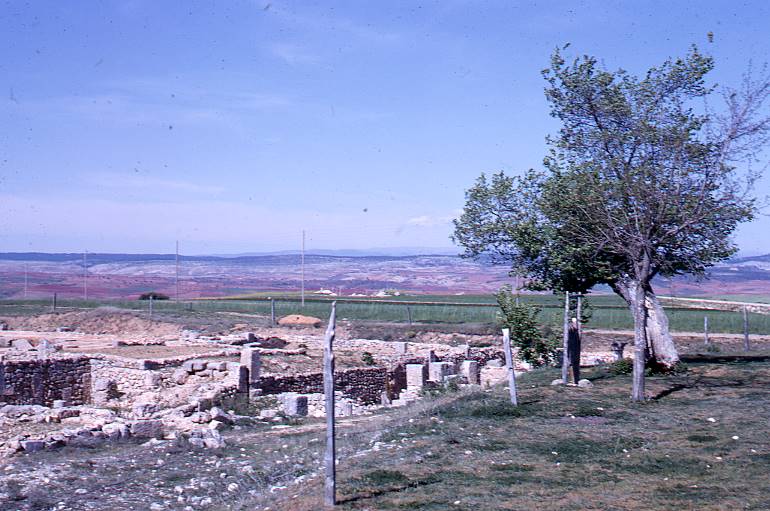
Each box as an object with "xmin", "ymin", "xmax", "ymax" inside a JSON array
[{"xmin": 337, "ymin": 470, "xmax": 443, "ymax": 505}]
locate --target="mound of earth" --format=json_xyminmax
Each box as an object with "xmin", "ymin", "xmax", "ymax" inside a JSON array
[
  {"xmin": 277, "ymin": 315, "xmax": 322, "ymax": 328},
  {"xmin": 0, "ymin": 307, "xmax": 182, "ymax": 337}
]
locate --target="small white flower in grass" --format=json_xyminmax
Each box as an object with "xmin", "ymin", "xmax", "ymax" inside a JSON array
[
  {"xmin": 551, "ymin": 451, "xmax": 558, "ymax": 455},
  {"xmin": 751, "ymin": 449, "xmax": 757, "ymax": 453},
  {"xmin": 596, "ymin": 407, "xmax": 604, "ymax": 411},
  {"xmin": 707, "ymin": 417, "xmax": 716, "ymax": 423},
  {"xmin": 622, "ymin": 449, "xmax": 628, "ymax": 453},
  {"xmin": 465, "ymin": 450, "xmax": 472, "ymax": 455},
  {"xmin": 664, "ymin": 477, "xmax": 669, "ymax": 481},
  {"xmin": 454, "ymin": 501, "xmax": 461, "ymax": 505},
  {"xmin": 556, "ymin": 462, "xmax": 561, "ymax": 466},
  {"xmin": 715, "ymin": 456, "xmax": 722, "ymax": 460},
  {"xmin": 732, "ymin": 436, "xmax": 739, "ymax": 440}
]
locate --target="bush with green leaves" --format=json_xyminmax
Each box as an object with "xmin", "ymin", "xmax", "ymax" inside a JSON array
[
  {"xmin": 138, "ymin": 291, "xmax": 169, "ymax": 301},
  {"xmin": 496, "ymin": 285, "xmax": 559, "ymax": 366},
  {"xmin": 608, "ymin": 358, "xmax": 634, "ymax": 375},
  {"xmin": 361, "ymin": 352, "xmax": 376, "ymax": 366}
]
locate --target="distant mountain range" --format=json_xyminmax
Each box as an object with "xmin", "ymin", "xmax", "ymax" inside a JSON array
[{"xmin": 0, "ymin": 251, "xmax": 768, "ymax": 299}]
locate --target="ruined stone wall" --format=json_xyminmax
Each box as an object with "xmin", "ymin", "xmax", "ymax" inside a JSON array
[
  {"xmin": 0, "ymin": 356, "xmax": 91, "ymax": 406},
  {"xmin": 258, "ymin": 366, "xmax": 388, "ymax": 405}
]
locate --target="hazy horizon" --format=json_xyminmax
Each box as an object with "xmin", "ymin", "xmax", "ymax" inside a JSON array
[{"xmin": 2, "ymin": 1, "xmax": 769, "ymax": 255}]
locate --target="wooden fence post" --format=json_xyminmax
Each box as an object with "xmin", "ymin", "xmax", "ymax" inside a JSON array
[
  {"xmin": 406, "ymin": 305, "xmax": 412, "ymax": 325},
  {"xmin": 324, "ymin": 302, "xmax": 337, "ymax": 507},
  {"xmin": 502, "ymin": 328, "xmax": 518, "ymax": 406},
  {"xmin": 52, "ymin": 293, "xmax": 57, "ymax": 312},
  {"xmin": 270, "ymin": 298, "xmax": 276, "ymax": 327},
  {"xmin": 743, "ymin": 307, "xmax": 750, "ymax": 352},
  {"xmin": 562, "ymin": 291, "xmax": 570, "ymax": 384},
  {"xmin": 704, "ymin": 316, "xmax": 709, "ymax": 346},
  {"xmin": 149, "ymin": 295, "xmax": 154, "ymax": 318}
]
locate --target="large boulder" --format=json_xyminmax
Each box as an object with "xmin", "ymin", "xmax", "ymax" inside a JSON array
[{"xmin": 277, "ymin": 315, "xmax": 322, "ymax": 328}]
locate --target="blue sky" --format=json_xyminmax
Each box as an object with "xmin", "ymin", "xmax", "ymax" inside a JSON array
[{"xmin": 1, "ymin": 1, "xmax": 769, "ymax": 255}]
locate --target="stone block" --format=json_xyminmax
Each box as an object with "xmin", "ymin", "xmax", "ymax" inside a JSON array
[
  {"xmin": 102, "ymin": 423, "xmax": 130, "ymax": 440},
  {"xmin": 209, "ymin": 406, "xmax": 232, "ymax": 424},
  {"xmin": 208, "ymin": 420, "xmax": 227, "ymax": 431},
  {"xmin": 144, "ymin": 372, "xmax": 162, "ymax": 387},
  {"xmin": 406, "ymin": 364, "xmax": 427, "ymax": 389},
  {"xmin": 207, "ymin": 361, "xmax": 227, "ymax": 371},
  {"xmin": 282, "ymin": 393, "xmax": 308, "ymax": 417},
  {"xmin": 240, "ymin": 348, "xmax": 261, "ymax": 383},
  {"xmin": 393, "ymin": 341, "xmax": 408, "ymax": 355},
  {"xmin": 11, "ymin": 339, "xmax": 33, "ymax": 350},
  {"xmin": 460, "ymin": 360, "xmax": 480, "ymax": 385},
  {"xmin": 577, "ymin": 379, "xmax": 593, "ymax": 388},
  {"xmin": 428, "ymin": 362, "xmax": 452, "ymax": 382},
  {"xmin": 130, "ymin": 419, "xmax": 164, "ymax": 439},
  {"xmin": 172, "ymin": 368, "xmax": 188, "ymax": 385},
  {"xmin": 20, "ymin": 440, "xmax": 46, "ymax": 452}
]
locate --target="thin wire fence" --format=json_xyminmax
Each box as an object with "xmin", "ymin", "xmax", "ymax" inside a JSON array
[{"xmin": 1, "ymin": 296, "xmax": 769, "ymax": 335}]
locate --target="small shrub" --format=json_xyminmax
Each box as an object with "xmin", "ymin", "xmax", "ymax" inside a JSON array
[
  {"xmin": 573, "ymin": 404, "xmax": 604, "ymax": 417},
  {"xmin": 687, "ymin": 434, "xmax": 718, "ymax": 443},
  {"xmin": 361, "ymin": 352, "xmax": 376, "ymax": 366},
  {"xmin": 646, "ymin": 360, "xmax": 689, "ymax": 376},
  {"xmin": 496, "ymin": 285, "xmax": 559, "ymax": 366},
  {"xmin": 489, "ymin": 463, "xmax": 534, "ymax": 472},
  {"xmin": 138, "ymin": 291, "xmax": 170, "ymax": 300},
  {"xmin": 359, "ymin": 469, "xmax": 409, "ymax": 486},
  {"xmin": 608, "ymin": 358, "xmax": 633, "ymax": 375},
  {"xmin": 706, "ymin": 343, "xmax": 721, "ymax": 353}
]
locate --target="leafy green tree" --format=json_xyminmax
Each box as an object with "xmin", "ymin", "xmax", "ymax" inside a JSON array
[{"xmin": 455, "ymin": 46, "xmax": 770, "ymax": 400}]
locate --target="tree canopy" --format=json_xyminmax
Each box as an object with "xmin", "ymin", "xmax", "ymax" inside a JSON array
[{"xmin": 454, "ymin": 46, "xmax": 770, "ymax": 399}]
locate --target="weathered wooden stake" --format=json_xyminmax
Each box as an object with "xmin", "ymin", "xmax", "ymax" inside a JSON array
[
  {"xmin": 406, "ymin": 305, "xmax": 412, "ymax": 325},
  {"xmin": 562, "ymin": 291, "xmax": 570, "ymax": 384},
  {"xmin": 270, "ymin": 298, "xmax": 276, "ymax": 327},
  {"xmin": 323, "ymin": 302, "xmax": 337, "ymax": 507},
  {"xmin": 149, "ymin": 295, "xmax": 154, "ymax": 318},
  {"xmin": 704, "ymin": 316, "xmax": 709, "ymax": 345},
  {"xmin": 743, "ymin": 307, "xmax": 751, "ymax": 352},
  {"xmin": 502, "ymin": 328, "xmax": 518, "ymax": 406},
  {"xmin": 52, "ymin": 293, "xmax": 57, "ymax": 312}
]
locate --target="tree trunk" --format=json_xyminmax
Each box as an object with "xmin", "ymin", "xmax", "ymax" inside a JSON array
[
  {"xmin": 610, "ymin": 282, "xmax": 679, "ymax": 367},
  {"xmin": 629, "ymin": 280, "xmax": 647, "ymax": 402},
  {"xmin": 644, "ymin": 291, "xmax": 679, "ymax": 366}
]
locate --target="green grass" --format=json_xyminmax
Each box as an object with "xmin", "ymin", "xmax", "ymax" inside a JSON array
[
  {"xmin": 257, "ymin": 360, "xmax": 770, "ymax": 510},
  {"xmin": 2, "ymin": 294, "xmax": 769, "ymax": 334}
]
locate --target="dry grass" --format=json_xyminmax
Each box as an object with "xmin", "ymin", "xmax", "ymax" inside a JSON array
[
  {"xmin": 247, "ymin": 361, "xmax": 770, "ymax": 511},
  {"xmin": 3, "ymin": 360, "xmax": 770, "ymax": 510}
]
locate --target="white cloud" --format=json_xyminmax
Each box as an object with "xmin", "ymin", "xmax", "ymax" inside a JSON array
[
  {"xmin": 83, "ymin": 173, "xmax": 226, "ymax": 194},
  {"xmin": 405, "ymin": 214, "xmax": 457, "ymax": 228},
  {"xmin": 269, "ymin": 43, "xmax": 323, "ymax": 66}
]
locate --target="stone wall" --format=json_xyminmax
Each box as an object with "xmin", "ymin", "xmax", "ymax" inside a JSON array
[
  {"xmin": 0, "ymin": 356, "xmax": 91, "ymax": 406},
  {"xmin": 258, "ymin": 366, "xmax": 388, "ymax": 405}
]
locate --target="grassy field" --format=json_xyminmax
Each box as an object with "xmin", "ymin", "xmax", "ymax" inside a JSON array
[
  {"xmin": 2, "ymin": 294, "xmax": 770, "ymax": 334},
  {"xmin": 254, "ymin": 360, "xmax": 770, "ymax": 510},
  {"xmin": 3, "ymin": 359, "xmax": 769, "ymax": 510}
]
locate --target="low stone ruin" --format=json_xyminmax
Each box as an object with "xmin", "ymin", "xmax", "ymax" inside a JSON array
[{"xmin": 0, "ymin": 329, "xmax": 516, "ymax": 457}]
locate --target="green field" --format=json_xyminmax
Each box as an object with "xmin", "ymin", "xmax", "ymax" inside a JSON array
[{"xmin": 1, "ymin": 294, "xmax": 769, "ymax": 335}]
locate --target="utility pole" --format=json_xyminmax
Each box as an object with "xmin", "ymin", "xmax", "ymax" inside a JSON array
[
  {"xmin": 175, "ymin": 240, "xmax": 180, "ymax": 301},
  {"xmin": 83, "ymin": 251, "xmax": 88, "ymax": 301},
  {"xmin": 301, "ymin": 229, "xmax": 306, "ymax": 308}
]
